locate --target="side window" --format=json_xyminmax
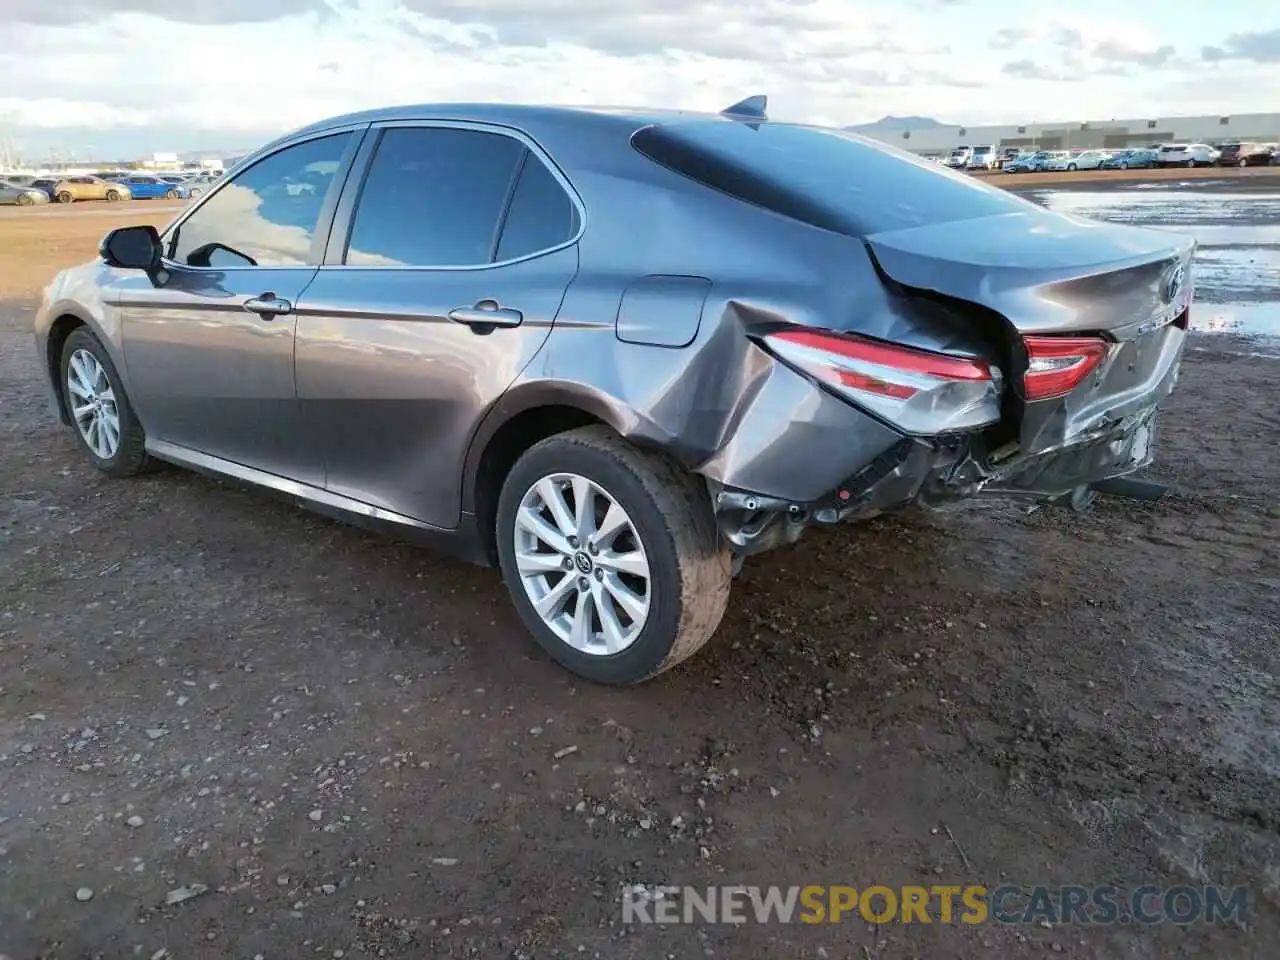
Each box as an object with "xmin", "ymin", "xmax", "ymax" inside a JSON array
[
  {"xmin": 171, "ymin": 132, "xmax": 351, "ymax": 269},
  {"xmin": 495, "ymin": 155, "xmax": 580, "ymax": 262},
  {"xmin": 345, "ymin": 127, "xmax": 524, "ymax": 267}
]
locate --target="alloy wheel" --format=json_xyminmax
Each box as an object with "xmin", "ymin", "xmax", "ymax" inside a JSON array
[
  {"xmin": 67, "ymin": 348, "xmax": 121, "ymax": 459},
  {"xmin": 513, "ymin": 472, "xmax": 651, "ymax": 655}
]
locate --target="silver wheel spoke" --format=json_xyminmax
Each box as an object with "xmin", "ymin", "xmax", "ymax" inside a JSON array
[
  {"xmin": 596, "ymin": 549, "xmax": 647, "ymax": 577},
  {"xmin": 514, "ymin": 472, "xmax": 652, "ymax": 656},
  {"xmin": 537, "ymin": 478, "xmax": 576, "ymax": 537},
  {"xmin": 594, "ymin": 502, "xmax": 629, "ymax": 547},
  {"xmin": 568, "ymin": 591, "xmax": 595, "ymax": 651},
  {"xmin": 516, "ymin": 550, "xmax": 566, "ymax": 575},
  {"xmin": 67, "ymin": 377, "xmax": 92, "ymax": 400},
  {"xmin": 516, "ymin": 505, "xmax": 571, "ymax": 556},
  {"xmin": 572, "ymin": 475, "xmax": 594, "ymax": 539},
  {"xmin": 72, "ymin": 401, "xmax": 95, "ymax": 421},
  {"xmin": 591, "ymin": 581, "xmax": 630, "ymax": 653},
  {"xmin": 533, "ymin": 573, "xmax": 576, "ymax": 620},
  {"xmin": 602, "ymin": 571, "xmax": 647, "ymax": 623}
]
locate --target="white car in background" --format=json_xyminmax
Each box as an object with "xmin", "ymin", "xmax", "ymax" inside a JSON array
[
  {"xmin": 1063, "ymin": 150, "xmax": 1112, "ymax": 171},
  {"xmin": 1156, "ymin": 143, "xmax": 1220, "ymax": 167},
  {"xmin": 966, "ymin": 145, "xmax": 998, "ymax": 170},
  {"xmin": 1040, "ymin": 151, "xmax": 1074, "ymax": 171}
]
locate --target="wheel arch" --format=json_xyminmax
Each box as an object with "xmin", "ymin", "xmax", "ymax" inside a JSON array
[
  {"xmin": 45, "ymin": 311, "xmax": 93, "ymax": 425},
  {"xmin": 464, "ymin": 382, "xmax": 664, "ymax": 564}
]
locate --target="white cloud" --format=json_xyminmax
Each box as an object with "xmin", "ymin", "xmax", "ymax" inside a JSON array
[{"xmin": 0, "ymin": 1, "xmax": 1276, "ymax": 158}]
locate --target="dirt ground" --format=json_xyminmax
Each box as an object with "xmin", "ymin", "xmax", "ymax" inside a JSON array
[{"xmin": 1, "ymin": 193, "xmax": 1277, "ymax": 959}]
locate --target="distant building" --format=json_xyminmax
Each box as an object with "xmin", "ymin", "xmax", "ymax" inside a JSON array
[{"xmin": 855, "ymin": 112, "xmax": 1280, "ymax": 157}]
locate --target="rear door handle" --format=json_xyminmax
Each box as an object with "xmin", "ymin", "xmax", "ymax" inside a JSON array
[
  {"xmin": 243, "ymin": 293, "xmax": 292, "ymax": 318},
  {"xmin": 448, "ymin": 301, "xmax": 523, "ymax": 330}
]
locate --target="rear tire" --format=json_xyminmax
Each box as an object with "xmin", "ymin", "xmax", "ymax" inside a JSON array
[
  {"xmin": 106, "ymin": 189, "xmax": 121, "ymax": 201},
  {"xmin": 57, "ymin": 191, "xmax": 73, "ymax": 204},
  {"xmin": 1186, "ymin": 159, "xmax": 1195, "ymax": 168},
  {"xmin": 17, "ymin": 193, "xmax": 32, "ymax": 205},
  {"xmin": 166, "ymin": 189, "xmax": 178, "ymax": 198},
  {"xmin": 496, "ymin": 426, "xmax": 731, "ymax": 685},
  {"xmin": 60, "ymin": 327, "xmax": 152, "ymax": 477},
  {"xmin": 1067, "ymin": 163, "xmax": 1077, "ymax": 171}
]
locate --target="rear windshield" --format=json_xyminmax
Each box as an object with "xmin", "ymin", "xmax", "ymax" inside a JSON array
[{"xmin": 632, "ymin": 120, "xmax": 1028, "ymax": 237}]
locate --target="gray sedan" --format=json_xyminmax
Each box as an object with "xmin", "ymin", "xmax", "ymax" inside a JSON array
[
  {"xmin": 32, "ymin": 97, "xmax": 1195, "ymax": 684},
  {"xmin": 0, "ymin": 180, "xmax": 50, "ymax": 205}
]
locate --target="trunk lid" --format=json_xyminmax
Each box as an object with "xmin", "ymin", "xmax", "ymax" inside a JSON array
[
  {"xmin": 864, "ymin": 208, "xmax": 1196, "ymax": 339},
  {"xmin": 865, "ymin": 210, "xmax": 1196, "ymax": 457}
]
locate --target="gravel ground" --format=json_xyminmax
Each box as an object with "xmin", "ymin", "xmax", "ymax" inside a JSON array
[{"xmin": 1, "ymin": 188, "xmax": 1277, "ymax": 959}]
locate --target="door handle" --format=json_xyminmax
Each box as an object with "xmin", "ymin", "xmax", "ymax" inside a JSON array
[
  {"xmin": 448, "ymin": 300, "xmax": 523, "ymax": 330},
  {"xmin": 243, "ymin": 293, "xmax": 292, "ymax": 318}
]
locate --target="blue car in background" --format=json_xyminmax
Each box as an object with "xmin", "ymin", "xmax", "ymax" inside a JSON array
[
  {"xmin": 110, "ymin": 174, "xmax": 191, "ymax": 200},
  {"xmin": 1100, "ymin": 149, "xmax": 1157, "ymax": 170},
  {"xmin": 1002, "ymin": 151, "xmax": 1049, "ymax": 173}
]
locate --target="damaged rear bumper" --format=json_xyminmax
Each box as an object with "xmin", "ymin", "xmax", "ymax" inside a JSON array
[{"xmin": 712, "ymin": 403, "xmax": 1163, "ymax": 556}]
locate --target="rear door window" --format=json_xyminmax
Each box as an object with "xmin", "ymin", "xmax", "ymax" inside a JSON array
[
  {"xmin": 344, "ymin": 127, "xmax": 525, "ymax": 267},
  {"xmin": 495, "ymin": 154, "xmax": 580, "ymax": 262},
  {"xmin": 633, "ymin": 120, "xmax": 1030, "ymax": 237}
]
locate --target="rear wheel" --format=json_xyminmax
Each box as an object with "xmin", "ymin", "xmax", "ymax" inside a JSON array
[
  {"xmin": 57, "ymin": 191, "xmax": 73, "ymax": 203},
  {"xmin": 1067, "ymin": 163, "xmax": 1077, "ymax": 171},
  {"xmin": 1239, "ymin": 158, "xmax": 1248, "ymax": 168},
  {"xmin": 105, "ymin": 189, "xmax": 121, "ymax": 201},
  {"xmin": 166, "ymin": 189, "xmax": 178, "ymax": 198},
  {"xmin": 496, "ymin": 426, "xmax": 731, "ymax": 685},
  {"xmin": 17, "ymin": 193, "xmax": 32, "ymax": 205},
  {"xmin": 1118, "ymin": 161, "xmax": 1128, "ymax": 170},
  {"xmin": 60, "ymin": 327, "xmax": 152, "ymax": 477},
  {"xmin": 1185, "ymin": 158, "xmax": 1196, "ymax": 168}
]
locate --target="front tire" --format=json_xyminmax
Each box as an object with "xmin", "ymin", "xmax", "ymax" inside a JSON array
[
  {"xmin": 17, "ymin": 193, "xmax": 32, "ymax": 205},
  {"xmin": 1067, "ymin": 163, "xmax": 1077, "ymax": 171},
  {"xmin": 496, "ymin": 426, "xmax": 731, "ymax": 685},
  {"xmin": 61, "ymin": 327, "xmax": 152, "ymax": 477},
  {"xmin": 57, "ymin": 191, "xmax": 73, "ymax": 203}
]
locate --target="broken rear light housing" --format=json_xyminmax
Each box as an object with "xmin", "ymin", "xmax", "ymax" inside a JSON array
[
  {"xmin": 1021, "ymin": 336, "xmax": 1110, "ymax": 401},
  {"xmin": 763, "ymin": 328, "xmax": 1003, "ymax": 435}
]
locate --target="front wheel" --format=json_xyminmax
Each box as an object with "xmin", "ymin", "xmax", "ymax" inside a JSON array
[
  {"xmin": 17, "ymin": 193, "xmax": 32, "ymax": 205},
  {"xmin": 1186, "ymin": 159, "xmax": 1196, "ymax": 168},
  {"xmin": 166, "ymin": 189, "xmax": 178, "ymax": 198},
  {"xmin": 105, "ymin": 189, "xmax": 121, "ymax": 201},
  {"xmin": 1119, "ymin": 162, "xmax": 1128, "ymax": 169},
  {"xmin": 496, "ymin": 426, "xmax": 731, "ymax": 685},
  {"xmin": 1067, "ymin": 163, "xmax": 1077, "ymax": 171},
  {"xmin": 57, "ymin": 191, "xmax": 73, "ymax": 203},
  {"xmin": 61, "ymin": 328, "xmax": 152, "ymax": 477}
]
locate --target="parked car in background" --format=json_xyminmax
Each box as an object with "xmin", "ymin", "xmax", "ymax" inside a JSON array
[
  {"xmin": 184, "ymin": 174, "xmax": 219, "ymax": 198},
  {"xmin": 945, "ymin": 145, "xmax": 973, "ymax": 168},
  {"xmin": 32, "ymin": 97, "xmax": 1197, "ymax": 685},
  {"xmin": 1002, "ymin": 151, "xmax": 1048, "ymax": 173},
  {"xmin": 52, "ymin": 177, "xmax": 132, "ymax": 203},
  {"xmin": 1, "ymin": 174, "xmax": 38, "ymax": 187},
  {"xmin": 966, "ymin": 145, "xmax": 998, "ymax": 170},
  {"xmin": 1101, "ymin": 149, "xmax": 1158, "ymax": 170},
  {"xmin": 1041, "ymin": 151, "xmax": 1075, "ymax": 171},
  {"xmin": 1156, "ymin": 143, "xmax": 1219, "ymax": 167},
  {"xmin": 0, "ymin": 180, "xmax": 50, "ymax": 205},
  {"xmin": 28, "ymin": 178, "xmax": 60, "ymax": 201},
  {"xmin": 1216, "ymin": 142, "xmax": 1275, "ymax": 167},
  {"xmin": 111, "ymin": 174, "xmax": 190, "ymax": 200},
  {"xmin": 1064, "ymin": 150, "xmax": 1111, "ymax": 171},
  {"xmin": 94, "ymin": 171, "xmax": 132, "ymax": 182}
]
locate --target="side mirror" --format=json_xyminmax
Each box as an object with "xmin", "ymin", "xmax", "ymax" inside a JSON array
[{"xmin": 100, "ymin": 225, "xmax": 162, "ymax": 271}]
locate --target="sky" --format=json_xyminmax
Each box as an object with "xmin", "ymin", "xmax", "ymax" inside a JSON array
[{"xmin": 0, "ymin": 0, "xmax": 1277, "ymax": 160}]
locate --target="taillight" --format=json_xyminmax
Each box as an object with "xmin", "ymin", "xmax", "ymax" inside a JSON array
[
  {"xmin": 763, "ymin": 328, "xmax": 1002, "ymax": 435},
  {"xmin": 1021, "ymin": 336, "xmax": 1110, "ymax": 401}
]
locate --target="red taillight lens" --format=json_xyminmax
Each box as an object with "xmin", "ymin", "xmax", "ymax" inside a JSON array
[
  {"xmin": 763, "ymin": 328, "xmax": 1003, "ymax": 435},
  {"xmin": 1021, "ymin": 336, "xmax": 1110, "ymax": 401}
]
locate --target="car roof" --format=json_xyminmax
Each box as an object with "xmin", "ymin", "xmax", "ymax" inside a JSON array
[{"xmin": 289, "ymin": 102, "xmax": 716, "ymax": 141}]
